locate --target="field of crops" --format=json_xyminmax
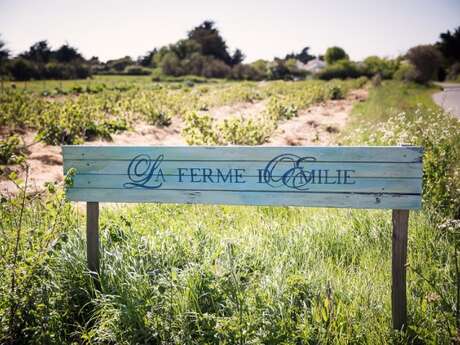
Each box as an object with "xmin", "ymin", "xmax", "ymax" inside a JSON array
[
  {"xmin": 1, "ymin": 76, "xmax": 366, "ymax": 149},
  {"xmin": 1, "ymin": 79, "xmax": 460, "ymax": 344}
]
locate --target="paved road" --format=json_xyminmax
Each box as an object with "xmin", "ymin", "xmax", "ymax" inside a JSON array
[{"xmin": 433, "ymin": 83, "xmax": 460, "ymax": 119}]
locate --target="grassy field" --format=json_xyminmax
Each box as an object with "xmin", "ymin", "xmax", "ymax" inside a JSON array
[{"xmin": 1, "ymin": 79, "xmax": 459, "ymax": 344}]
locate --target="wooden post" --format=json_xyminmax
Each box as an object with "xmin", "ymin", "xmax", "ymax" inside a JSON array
[
  {"xmin": 86, "ymin": 202, "xmax": 100, "ymax": 289},
  {"xmin": 392, "ymin": 209, "xmax": 409, "ymax": 330}
]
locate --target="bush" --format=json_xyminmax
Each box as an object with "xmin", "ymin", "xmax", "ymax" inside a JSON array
[
  {"xmin": 124, "ymin": 65, "xmax": 151, "ymax": 75},
  {"xmin": 218, "ymin": 116, "xmax": 273, "ymax": 145},
  {"xmin": 362, "ymin": 56, "xmax": 399, "ymax": 79},
  {"xmin": 325, "ymin": 46, "xmax": 349, "ymax": 65},
  {"xmin": 231, "ymin": 64, "xmax": 261, "ymax": 81},
  {"xmin": 447, "ymin": 62, "xmax": 460, "ymax": 81},
  {"xmin": 8, "ymin": 58, "xmax": 39, "ymax": 81},
  {"xmin": 266, "ymin": 97, "xmax": 298, "ymax": 121},
  {"xmin": 201, "ymin": 57, "xmax": 231, "ymax": 78},
  {"xmin": 317, "ymin": 60, "xmax": 363, "ymax": 80},
  {"xmin": 406, "ymin": 45, "xmax": 443, "ymax": 84},
  {"xmin": 182, "ymin": 112, "xmax": 218, "ymax": 145},
  {"xmin": 393, "ymin": 63, "xmax": 417, "ymax": 82},
  {"xmin": 0, "ymin": 135, "xmax": 25, "ymax": 165}
]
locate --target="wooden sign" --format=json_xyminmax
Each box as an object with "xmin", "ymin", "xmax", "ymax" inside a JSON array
[
  {"xmin": 63, "ymin": 146, "xmax": 422, "ymax": 208},
  {"xmin": 62, "ymin": 145, "xmax": 423, "ymax": 331}
]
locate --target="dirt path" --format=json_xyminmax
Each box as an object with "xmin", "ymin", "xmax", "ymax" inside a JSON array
[
  {"xmin": 266, "ymin": 89, "xmax": 367, "ymax": 146},
  {"xmin": 1, "ymin": 89, "xmax": 367, "ymax": 195}
]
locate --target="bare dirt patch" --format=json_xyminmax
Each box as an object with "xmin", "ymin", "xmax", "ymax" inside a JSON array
[
  {"xmin": 205, "ymin": 100, "xmax": 267, "ymax": 122},
  {"xmin": 0, "ymin": 117, "xmax": 186, "ymax": 195},
  {"xmin": 265, "ymin": 89, "xmax": 367, "ymax": 146}
]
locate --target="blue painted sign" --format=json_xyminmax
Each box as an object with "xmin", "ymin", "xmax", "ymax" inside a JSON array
[{"xmin": 62, "ymin": 146, "xmax": 423, "ymax": 209}]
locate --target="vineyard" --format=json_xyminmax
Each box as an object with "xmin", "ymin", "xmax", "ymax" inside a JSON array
[{"xmin": 0, "ymin": 77, "xmax": 367, "ymax": 192}]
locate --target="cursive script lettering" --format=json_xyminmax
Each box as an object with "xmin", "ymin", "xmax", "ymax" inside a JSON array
[{"xmin": 123, "ymin": 154, "xmax": 165, "ymax": 189}]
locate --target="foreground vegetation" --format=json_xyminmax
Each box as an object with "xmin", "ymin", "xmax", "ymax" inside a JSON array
[{"xmin": 1, "ymin": 80, "xmax": 459, "ymax": 344}]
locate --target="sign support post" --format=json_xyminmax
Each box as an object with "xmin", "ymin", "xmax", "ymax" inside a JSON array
[
  {"xmin": 86, "ymin": 201, "xmax": 100, "ymax": 290},
  {"xmin": 391, "ymin": 209, "xmax": 409, "ymax": 330}
]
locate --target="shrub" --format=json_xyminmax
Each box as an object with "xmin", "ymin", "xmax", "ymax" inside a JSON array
[
  {"xmin": 201, "ymin": 57, "xmax": 231, "ymax": 78},
  {"xmin": 231, "ymin": 64, "xmax": 261, "ymax": 81},
  {"xmin": 406, "ymin": 45, "xmax": 443, "ymax": 84},
  {"xmin": 0, "ymin": 135, "xmax": 25, "ymax": 165},
  {"xmin": 266, "ymin": 97, "xmax": 298, "ymax": 121},
  {"xmin": 8, "ymin": 58, "xmax": 39, "ymax": 81},
  {"xmin": 317, "ymin": 60, "xmax": 363, "ymax": 80},
  {"xmin": 182, "ymin": 112, "xmax": 218, "ymax": 145},
  {"xmin": 124, "ymin": 65, "xmax": 151, "ymax": 76},
  {"xmin": 324, "ymin": 46, "xmax": 349, "ymax": 65},
  {"xmin": 143, "ymin": 103, "xmax": 172, "ymax": 127},
  {"xmin": 393, "ymin": 63, "xmax": 417, "ymax": 82},
  {"xmin": 447, "ymin": 62, "xmax": 460, "ymax": 81},
  {"xmin": 362, "ymin": 56, "xmax": 399, "ymax": 79},
  {"xmin": 218, "ymin": 116, "xmax": 273, "ymax": 145}
]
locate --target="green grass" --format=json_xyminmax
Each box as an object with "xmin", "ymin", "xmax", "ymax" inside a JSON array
[
  {"xmin": 1, "ymin": 79, "xmax": 459, "ymax": 344},
  {"xmin": 1, "ymin": 194, "xmax": 454, "ymax": 344},
  {"xmin": 349, "ymin": 81, "xmax": 441, "ymax": 125},
  {"xmin": 4, "ymin": 75, "xmax": 154, "ymax": 92}
]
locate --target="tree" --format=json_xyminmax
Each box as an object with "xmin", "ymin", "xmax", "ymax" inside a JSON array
[
  {"xmin": 138, "ymin": 48, "xmax": 158, "ymax": 67},
  {"xmin": 0, "ymin": 35, "xmax": 9, "ymax": 62},
  {"xmin": 406, "ymin": 45, "xmax": 442, "ymax": 83},
  {"xmin": 0, "ymin": 35, "xmax": 9, "ymax": 88},
  {"xmin": 436, "ymin": 26, "xmax": 460, "ymax": 65},
  {"xmin": 285, "ymin": 46, "xmax": 314, "ymax": 64},
  {"xmin": 231, "ymin": 49, "xmax": 244, "ymax": 66},
  {"xmin": 21, "ymin": 40, "xmax": 52, "ymax": 63},
  {"xmin": 325, "ymin": 46, "xmax": 349, "ymax": 65},
  {"xmin": 8, "ymin": 58, "xmax": 39, "ymax": 80},
  {"xmin": 53, "ymin": 43, "xmax": 83, "ymax": 63},
  {"xmin": 188, "ymin": 20, "xmax": 233, "ymax": 65}
]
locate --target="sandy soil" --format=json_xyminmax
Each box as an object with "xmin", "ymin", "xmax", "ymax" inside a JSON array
[
  {"xmin": 205, "ymin": 100, "xmax": 268, "ymax": 122},
  {"xmin": 0, "ymin": 89, "xmax": 367, "ymax": 195},
  {"xmin": 266, "ymin": 89, "xmax": 367, "ymax": 146}
]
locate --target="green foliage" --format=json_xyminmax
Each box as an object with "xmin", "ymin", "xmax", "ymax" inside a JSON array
[
  {"xmin": 0, "ymin": 192, "xmax": 456, "ymax": 343},
  {"xmin": 0, "ymin": 135, "xmax": 25, "ymax": 165},
  {"xmin": 345, "ymin": 81, "xmax": 460, "ymax": 219},
  {"xmin": 123, "ymin": 65, "xmax": 152, "ymax": 76},
  {"xmin": 324, "ymin": 46, "xmax": 349, "ymax": 65},
  {"xmin": 436, "ymin": 26, "xmax": 460, "ymax": 66},
  {"xmin": 266, "ymin": 96, "xmax": 298, "ymax": 121},
  {"xmin": 218, "ymin": 116, "xmax": 273, "ymax": 145},
  {"xmin": 362, "ymin": 56, "xmax": 400, "ymax": 79},
  {"xmin": 182, "ymin": 111, "xmax": 218, "ymax": 145},
  {"xmin": 406, "ymin": 45, "xmax": 443, "ymax": 84},
  {"xmin": 317, "ymin": 60, "xmax": 363, "ymax": 80}
]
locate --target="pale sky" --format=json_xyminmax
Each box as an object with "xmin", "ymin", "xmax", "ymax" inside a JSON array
[{"xmin": 0, "ymin": 0, "xmax": 459, "ymax": 63}]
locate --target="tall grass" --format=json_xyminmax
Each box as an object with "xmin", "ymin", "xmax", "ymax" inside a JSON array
[{"xmin": 1, "ymin": 192, "xmax": 455, "ymax": 344}]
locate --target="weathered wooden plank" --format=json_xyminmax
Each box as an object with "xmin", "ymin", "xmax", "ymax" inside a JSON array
[
  {"xmin": 64, "ymin": 160, "xmax": 423, "ymax": 178},
  {"xmin": 63, "ymin": 146, "xmax": 423, "ymax": 209},
  {"xmin": 392, "ymin": 209, "xmax": 409, "ymax": 330},
  {"xmin": 62, "ymin": 145, "xmax": 423, "ymax": 163},
  {"xmin": 66, "ymin": 188, "xmax": 421, "ymax": 209},
  {"xmin": 70, "ymin": 174, "xmax": 422, "ymax": 194}
]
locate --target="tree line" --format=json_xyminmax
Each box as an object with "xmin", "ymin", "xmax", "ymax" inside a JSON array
[{"xmin": 0, "ymin": 21, "xmax": 459, "ymax": 83}]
